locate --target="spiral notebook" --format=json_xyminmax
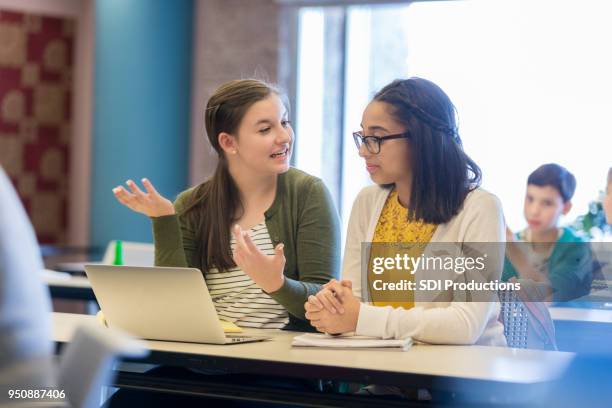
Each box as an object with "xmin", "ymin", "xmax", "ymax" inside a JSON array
[{"xmin": 292, "ymin": 333, "xmax": 412, "ymax": 351}]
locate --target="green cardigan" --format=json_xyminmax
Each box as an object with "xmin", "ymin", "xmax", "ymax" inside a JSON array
[
  {"xmin": 151, "ymin": 168, "xmax": 341, "ymax": 326},
  {"xmin": 502, "ymin": 227, "xmax": 593, "ymax": 302}
]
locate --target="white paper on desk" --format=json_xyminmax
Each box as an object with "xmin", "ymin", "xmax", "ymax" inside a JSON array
[{"xmin": 292, "ymin": 333, "xmax": 412, "ymax": 351}]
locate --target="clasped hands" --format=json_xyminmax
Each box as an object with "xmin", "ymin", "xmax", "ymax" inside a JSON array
[{"xmin": 304, "ymin": 279, "xmax": 361, "ymax": 335}]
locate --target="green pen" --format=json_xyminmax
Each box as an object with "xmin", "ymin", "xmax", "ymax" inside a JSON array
[{"xmin": 113, "ymin": 240, "xmax": 123, "ymax": 265}]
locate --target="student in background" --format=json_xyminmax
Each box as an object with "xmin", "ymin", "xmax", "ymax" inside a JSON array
[
  {"xmin": 112, "ymin": 79, "xmax": 340, "ymax": 330},
  {"xmin": 0, "ymin": 166, "xmax": 54, "ymax": 401},
  {"xmin": 304, "ymin": 77, "xmax": 506, "ymax": 347},
  {"xmin": 538, "ymin": 164, "xmax": 612, "ymax": 407},
  {"xmin": 502, "ymin": 164, "xmax": 593, "ymax": 302}
]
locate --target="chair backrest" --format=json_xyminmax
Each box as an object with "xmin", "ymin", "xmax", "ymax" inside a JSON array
[
  {"xmin": 101, "ymin": 241, "xmax": 154, "ymax": 266},
  {"xmin": 58, "ymin": 322, "xmax": 147, "ymax": 408},
  {"xmin": 499, "ymin": 289, "xmax": 557, "ymax": 350},
  {"xmin": 499, "ymin": 289, "xmax": 529, "ymax": 348}
]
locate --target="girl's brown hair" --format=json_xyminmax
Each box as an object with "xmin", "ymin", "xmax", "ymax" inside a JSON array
[{"xmin": 182, "ymin": 79, "xmax": 281, "ymax": 273}]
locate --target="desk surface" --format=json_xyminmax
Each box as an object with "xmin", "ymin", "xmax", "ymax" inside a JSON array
[
  {"xmin": 550, "ymin": 306, "xmax": 612, "ymax": 323},
  {"xmin": 53, "ymin": 312, "xmax": 573, "ymax": 389},
  {"xmin": 46, "ymin": 275, "xmax": 91, "ymax": 288},
  {"xmin": 46, "ymin": 275, "xmax": 94, "ymax": 301}
]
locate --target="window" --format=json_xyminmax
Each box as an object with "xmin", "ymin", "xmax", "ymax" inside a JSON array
[{"xmin": 295, "ymin": 0, "xmax": 612, "ymax": 243}]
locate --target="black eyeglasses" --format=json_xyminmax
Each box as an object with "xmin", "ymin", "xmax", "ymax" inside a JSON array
[{"xmin": 352, "ymin": 132, "xmax": 411, "ymax": 154}]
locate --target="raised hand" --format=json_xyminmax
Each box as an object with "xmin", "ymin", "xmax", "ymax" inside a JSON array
[
  {"xmin": 505, "ymin": 225, "xmax": 515, "ymax": 242},
  {"xmin": 232, "ymin": 224, "xmax": 286, "ymax": 293},
  {"xmin": 112, "ymin": 178, "xmax": 175, "ymax": 218}
]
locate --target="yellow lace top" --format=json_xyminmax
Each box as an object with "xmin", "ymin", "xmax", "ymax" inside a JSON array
[{"xmin": 368, "ymin": 189, "xmax": 437, "ymax": 309}]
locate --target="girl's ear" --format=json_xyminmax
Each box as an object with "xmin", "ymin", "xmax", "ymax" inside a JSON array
[{"xmin": 218, "ymin": 132, "xmax": 238, "ymax": 155}]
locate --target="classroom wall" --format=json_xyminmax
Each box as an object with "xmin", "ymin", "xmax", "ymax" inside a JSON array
[
  {"xmin": 189, "ymin": 0, "xmax": 280, "ymax": 185},
  {"xmin": 89, "ymin": 0, "xmax": 193, "ymax": 248},
  {"xmin": 0, "ymin": 9, "xmax": 76, "ymax": 244},
  {"xmin": 0, "ymin": 0, "xmax": 93, "ymax": 246},
  {"xmin": 1, "ymin": 0, "xmax": 282, "ymax": 248}
]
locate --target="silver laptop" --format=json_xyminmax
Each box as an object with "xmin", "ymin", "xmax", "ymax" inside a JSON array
[{"xmin": 84, "ymin": 265, "xmax": 270, "ymax": 344}]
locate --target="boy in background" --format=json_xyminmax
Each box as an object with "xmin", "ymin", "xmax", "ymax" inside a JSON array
[{"xmin": 503, "ymin": 163, "xmax": 593, "ymax": 302}]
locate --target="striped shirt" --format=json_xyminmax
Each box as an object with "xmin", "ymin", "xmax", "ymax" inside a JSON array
[{"xmin": 205, "ymin": 222, "xmax": 289, "ymax": 329}]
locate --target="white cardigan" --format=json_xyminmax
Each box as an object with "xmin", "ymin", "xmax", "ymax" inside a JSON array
[{"xmin": 343, "ymin": 185, "xmax": 507, "ymax": 346}]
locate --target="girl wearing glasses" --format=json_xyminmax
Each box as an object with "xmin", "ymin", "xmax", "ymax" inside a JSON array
[
  {"xmin": 305, "ymin": 77, "xmax": 506, "ymax": 348},
  {"xmin": 112, "ymin": 79, "xmax": 340, "ymax": 331}
]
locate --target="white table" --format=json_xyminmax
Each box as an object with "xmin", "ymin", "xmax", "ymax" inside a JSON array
[
  {"xmin": 550, "ymin": 306, "xmax": 612, "ymax": 353},
  {"xmin": 550, "ymin": 307, "xmax": 612, "ymax": 324},
  {"xmin": 53, "ymin": 313, "xmax": 574, "ymax": 406},
  {"xmin": 45, "ymin": 274, "xmax": 94, "ymax": 301}
]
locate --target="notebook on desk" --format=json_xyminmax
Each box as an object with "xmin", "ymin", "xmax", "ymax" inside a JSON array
[
  {"xmin": 292, "ymin": 333, "xmax": 412, "ymax": 351},
  {"xmin": 84, "ymin": 265, "xmax": 270, "ymax": 344}
]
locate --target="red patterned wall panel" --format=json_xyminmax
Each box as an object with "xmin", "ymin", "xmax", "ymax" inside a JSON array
[{"xmin": 0, "ymin": 9, "xmax": 74, "ymax": 244}]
